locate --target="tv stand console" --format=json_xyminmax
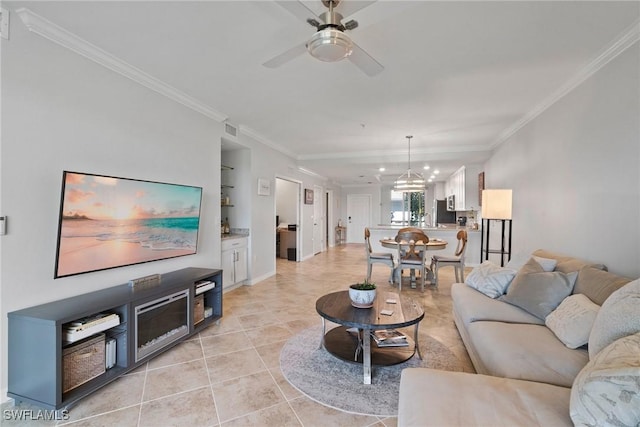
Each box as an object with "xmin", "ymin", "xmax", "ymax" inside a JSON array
[{"xmin": 7, "ymin": 267, "xmax": 222, "ymax": 410}]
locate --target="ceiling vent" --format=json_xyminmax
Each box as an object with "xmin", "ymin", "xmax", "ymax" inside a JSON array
[{"xmin": 224, "ymin": 122, "xmax": 238, "ymax": 139}]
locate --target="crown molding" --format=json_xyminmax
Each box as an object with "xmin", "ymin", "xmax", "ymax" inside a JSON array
[
  {"xmin": 492, "ymin": 19, "xmax": 640, "ymax": 149},
  {"xmin": 238, "ymin": 125, "xmax": 298, "ymax": 159},
  {"xmin": 297, "ymin": 166, "xmax": 327, "ymax": 180},
  {"xmin": 16, "ymin": 8, "xmax": 227, "ymax": 123}
]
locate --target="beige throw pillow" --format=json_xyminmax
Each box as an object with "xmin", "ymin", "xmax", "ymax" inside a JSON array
[
  {"xmin": 588, "ymin": 278, "xmax": 640, "ymax": 359},
  {"xmin": 570, "ymin": 332, "xmax": 640, "ymax": 427},
  {"xmin": 545, "ymin": 294, "xmax": 600, "ymax": 349},
  {"xmin": 501, "ymin": 257, "xmax": 577, "ymax": 320}
]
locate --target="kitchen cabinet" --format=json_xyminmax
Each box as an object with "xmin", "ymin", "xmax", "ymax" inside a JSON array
[
  {"xmin": 446, "ymin": 166, "xmax": 481, "ymax": 211},
  {"xmin": 222, "ymin": 237, "xmax": 248, "ymax": 285}
]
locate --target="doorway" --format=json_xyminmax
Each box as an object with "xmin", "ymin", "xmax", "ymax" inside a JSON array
[
  {"xmin": 346, "ymin": 194, "xmax": 372, "ymax": 243},
  {"xmin": 275, "ymin": 177, "xmax": 301, "ymax": 265},
  {"xmin": 325, "ymin": 189, "xmax": 335, "ymax": 247},
  {"xmin": 313, "ymin": 185, "xmax": 324, "ymax": 255}
]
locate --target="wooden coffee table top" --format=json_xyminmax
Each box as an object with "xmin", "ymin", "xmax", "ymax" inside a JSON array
[{"xmin": 315, "ymin": 290, "xmax": 424, "ymax": 330}]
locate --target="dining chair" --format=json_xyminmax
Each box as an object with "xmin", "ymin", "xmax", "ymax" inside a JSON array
[
  {"xmin": 394, "ymin": 229, "xmax": 430, "ymax": 291},
  {"xmin": 364, "ymin": 228, "xmax": 395, "ymax": 283},
  {"xmin": 430, "ymin": 230, "xmax": 468, "ymax": 288}
]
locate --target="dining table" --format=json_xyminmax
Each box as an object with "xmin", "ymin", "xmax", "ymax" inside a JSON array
[{"xmin": 379, "ymin": 238, "xmax": 448, "ymax": 287}]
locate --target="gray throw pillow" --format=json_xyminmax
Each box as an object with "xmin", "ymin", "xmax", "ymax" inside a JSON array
[
  {"xmin": 501, "ymin": 257, "xmax": 578, "ymax": 320},
  {"xmin": 588, "ymin": 278, "xmax": 640, "ymax": 359}
]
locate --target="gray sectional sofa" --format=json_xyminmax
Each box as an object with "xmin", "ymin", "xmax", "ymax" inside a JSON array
[{"xmin": 398, "ymin": 250, "xmax": 639, "ymax": 427}]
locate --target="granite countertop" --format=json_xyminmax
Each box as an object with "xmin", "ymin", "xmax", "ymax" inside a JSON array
[
  {"xmin": 221, "ymin": 231, "xmax": 250, "ymax": 239},
  {"xmin": 221, "ymin": 234, "xmax": 248, "ymax": 240}
]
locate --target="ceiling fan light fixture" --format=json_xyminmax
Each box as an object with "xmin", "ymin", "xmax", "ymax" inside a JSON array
[{"xmin": 306, "ymin": 28, "xmax": 353, "ymax": 62}]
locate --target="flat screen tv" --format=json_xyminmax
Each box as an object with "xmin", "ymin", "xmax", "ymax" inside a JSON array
[{"xmin": 54, "ymin": 171, "xmax": 203, "ymax": 278}]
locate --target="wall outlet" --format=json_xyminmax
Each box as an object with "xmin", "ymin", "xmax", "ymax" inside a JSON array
[{"xmin": 1, "ymin": 8, "xmax": 9, "ymax": 40}]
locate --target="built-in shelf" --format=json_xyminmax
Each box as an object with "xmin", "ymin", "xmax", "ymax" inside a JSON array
[{"xmin": 221, "ymin": 165, "xmax": 234, "ymax": 209}]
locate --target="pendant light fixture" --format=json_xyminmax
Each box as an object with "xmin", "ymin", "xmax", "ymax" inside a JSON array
[{"xmin": 394, "ymin": 135, "xmax": 426, "ymax": 192}]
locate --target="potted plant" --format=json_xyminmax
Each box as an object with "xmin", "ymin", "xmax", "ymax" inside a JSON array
[{"xmin": 349, "ymin": 279, "xmax": 377, "ymax": 308}]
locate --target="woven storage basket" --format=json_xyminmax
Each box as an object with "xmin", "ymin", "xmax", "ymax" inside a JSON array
[
  {"xmin": 63, "ymin": 333, "xmax": 106, "ymax": 393},
  {"xmin": 194, "ymin": 294, "xmax": 205, "ymax": 324}
]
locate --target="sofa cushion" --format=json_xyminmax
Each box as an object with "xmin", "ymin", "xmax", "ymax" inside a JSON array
[
  {"xmin": 399, "ymin": 368, "xmax": 572, "ymax": 427},
  {"xmin": 501, "ymin": 257, "xmax": 578, "ymax": 320},
  {"xmin": 545, "ymin": 294, "xmax": 600, "ymax": 349},
  {"xmin": 588, "ymin": 278, "xmax": 640, "ymax": 359},
  {"xmin": 570, "ymin": 332, "xmax": 640, "ymax": 427},
  {"xmin": 452, "ymin": 283, "xmax": 543, "ymax": 327},
  {"xmin": 531, "ymin": 249, "xmax": 606, "ymax": 273},
  {"xmin": 465, "ymin": 261, "xmax": 517, "ymax": 298},
  {"xmin": 506, "ymin": 252, "xmax": 558, "ymax": 272},
  {"xmin": 467, "ymin": 321, "xmax": 589, "ymax": 387},
  {"xmin": 573, "ymin": 266, "xmax": 631, "ymax": 306}
]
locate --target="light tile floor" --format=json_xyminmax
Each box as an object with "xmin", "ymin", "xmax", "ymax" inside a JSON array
[{"xmin": 3, "ymin": 243, "xmax": 474, "ymax": 427}]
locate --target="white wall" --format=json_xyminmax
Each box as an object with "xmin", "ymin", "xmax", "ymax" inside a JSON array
[
  {"xmin": 235, "ymin": 132, "xmax": 341, "ymax": 284},
  {"xmin": 275, "ymin": 178, "xmax": 299, "ymax": 225},
  {"xmin": 484, "ymin": 45, "xmax": 640, "ymax": 278},
  {"xmin": 1, "ymin": 13, "xmax": 223, "ymax": 399}
]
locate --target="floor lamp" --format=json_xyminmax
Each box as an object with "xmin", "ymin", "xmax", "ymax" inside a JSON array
[{"xmin": 480, "ymin": 189, "xmax": 513, "ymax": 267}]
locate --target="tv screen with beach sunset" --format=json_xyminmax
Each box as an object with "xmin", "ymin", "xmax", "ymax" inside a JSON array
[{"xmin": 54, "ymin": 171, "xmax": 203, "ymax": 278}]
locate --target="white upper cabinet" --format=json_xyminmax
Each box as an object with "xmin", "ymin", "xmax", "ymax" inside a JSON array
[{"xmin": 446, "ymin": 165, "xmax": 482, "ymax": 211}]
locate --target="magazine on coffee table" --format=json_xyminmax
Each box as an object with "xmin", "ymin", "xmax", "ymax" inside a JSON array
[{"xmin": 371, "ymin": 329, "xmax": 408, "ymax": 347}]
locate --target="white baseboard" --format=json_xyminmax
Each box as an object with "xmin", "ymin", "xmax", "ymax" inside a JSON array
[
  {"xmin": 222, "ymin": 282, "xmax": 243, "ymax": 293},
  {"xmin": 248, "ymin": 271, "xmax": 275, "ymax": 285},
  {"xmin": 1, "ymin": 388, "xmax": 10, "ymax": 405}
]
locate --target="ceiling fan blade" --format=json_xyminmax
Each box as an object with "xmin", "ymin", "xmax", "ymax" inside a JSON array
[
  {"xmin": 275, "ymin": 1, "xmax": 319, "ymax": 22},
  {"xmin": 348, "ymin": 42, "xmax": 384, "ymax": 77},
  {"xmin": 263, "ymin": 43, "xmax": 307, "ymax": 68}
]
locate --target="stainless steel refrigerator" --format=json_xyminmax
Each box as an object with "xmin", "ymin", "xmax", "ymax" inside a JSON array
[{"xmin": 434, "ymin": 199, "xmax": 456, "ymax": 225}]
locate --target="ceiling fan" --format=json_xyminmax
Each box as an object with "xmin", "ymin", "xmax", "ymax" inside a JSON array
[{"xmin": 263, "ymin": 0, "xmax": 384, "ymax": 77}]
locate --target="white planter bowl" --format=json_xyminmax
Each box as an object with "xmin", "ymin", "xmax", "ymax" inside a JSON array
[{"xmin": 349, "ymin": 286, "xmax": 376, "ymax": 308}]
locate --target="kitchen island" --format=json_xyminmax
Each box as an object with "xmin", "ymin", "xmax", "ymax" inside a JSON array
[{"xmin": 368, "ymin": 225, "xmax": 481, "ymax": 267}]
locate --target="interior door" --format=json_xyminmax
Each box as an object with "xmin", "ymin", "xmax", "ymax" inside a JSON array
[
  {"xmin": 313, "ymin": 185, "xmax": 324, "ymax": 254},
  {"xmin": 346, "ymin": 194, "xmax": 372, "ymax": 243}
]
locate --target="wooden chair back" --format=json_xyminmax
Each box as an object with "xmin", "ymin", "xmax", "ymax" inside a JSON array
[
  {"xmin": 364, "ymin": 227, "xmax": 373, "ymax": 255},
  {"xmin": 395, "ymin": 230, "xmax": 429, "ymax": 261},
  {"xmin": 455, "ymin": 230, "xmax": 468, "ymax": 257}
]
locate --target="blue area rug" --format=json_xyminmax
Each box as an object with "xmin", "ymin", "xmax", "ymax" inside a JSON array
[{"xmin": 280, "ymin": 326, "xmax": 462, "ymax": 417}]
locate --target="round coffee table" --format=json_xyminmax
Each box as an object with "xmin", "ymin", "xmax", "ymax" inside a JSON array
[{"xmin": 315, "ymin": 290, "xmax": 425, "ymax": 384}]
